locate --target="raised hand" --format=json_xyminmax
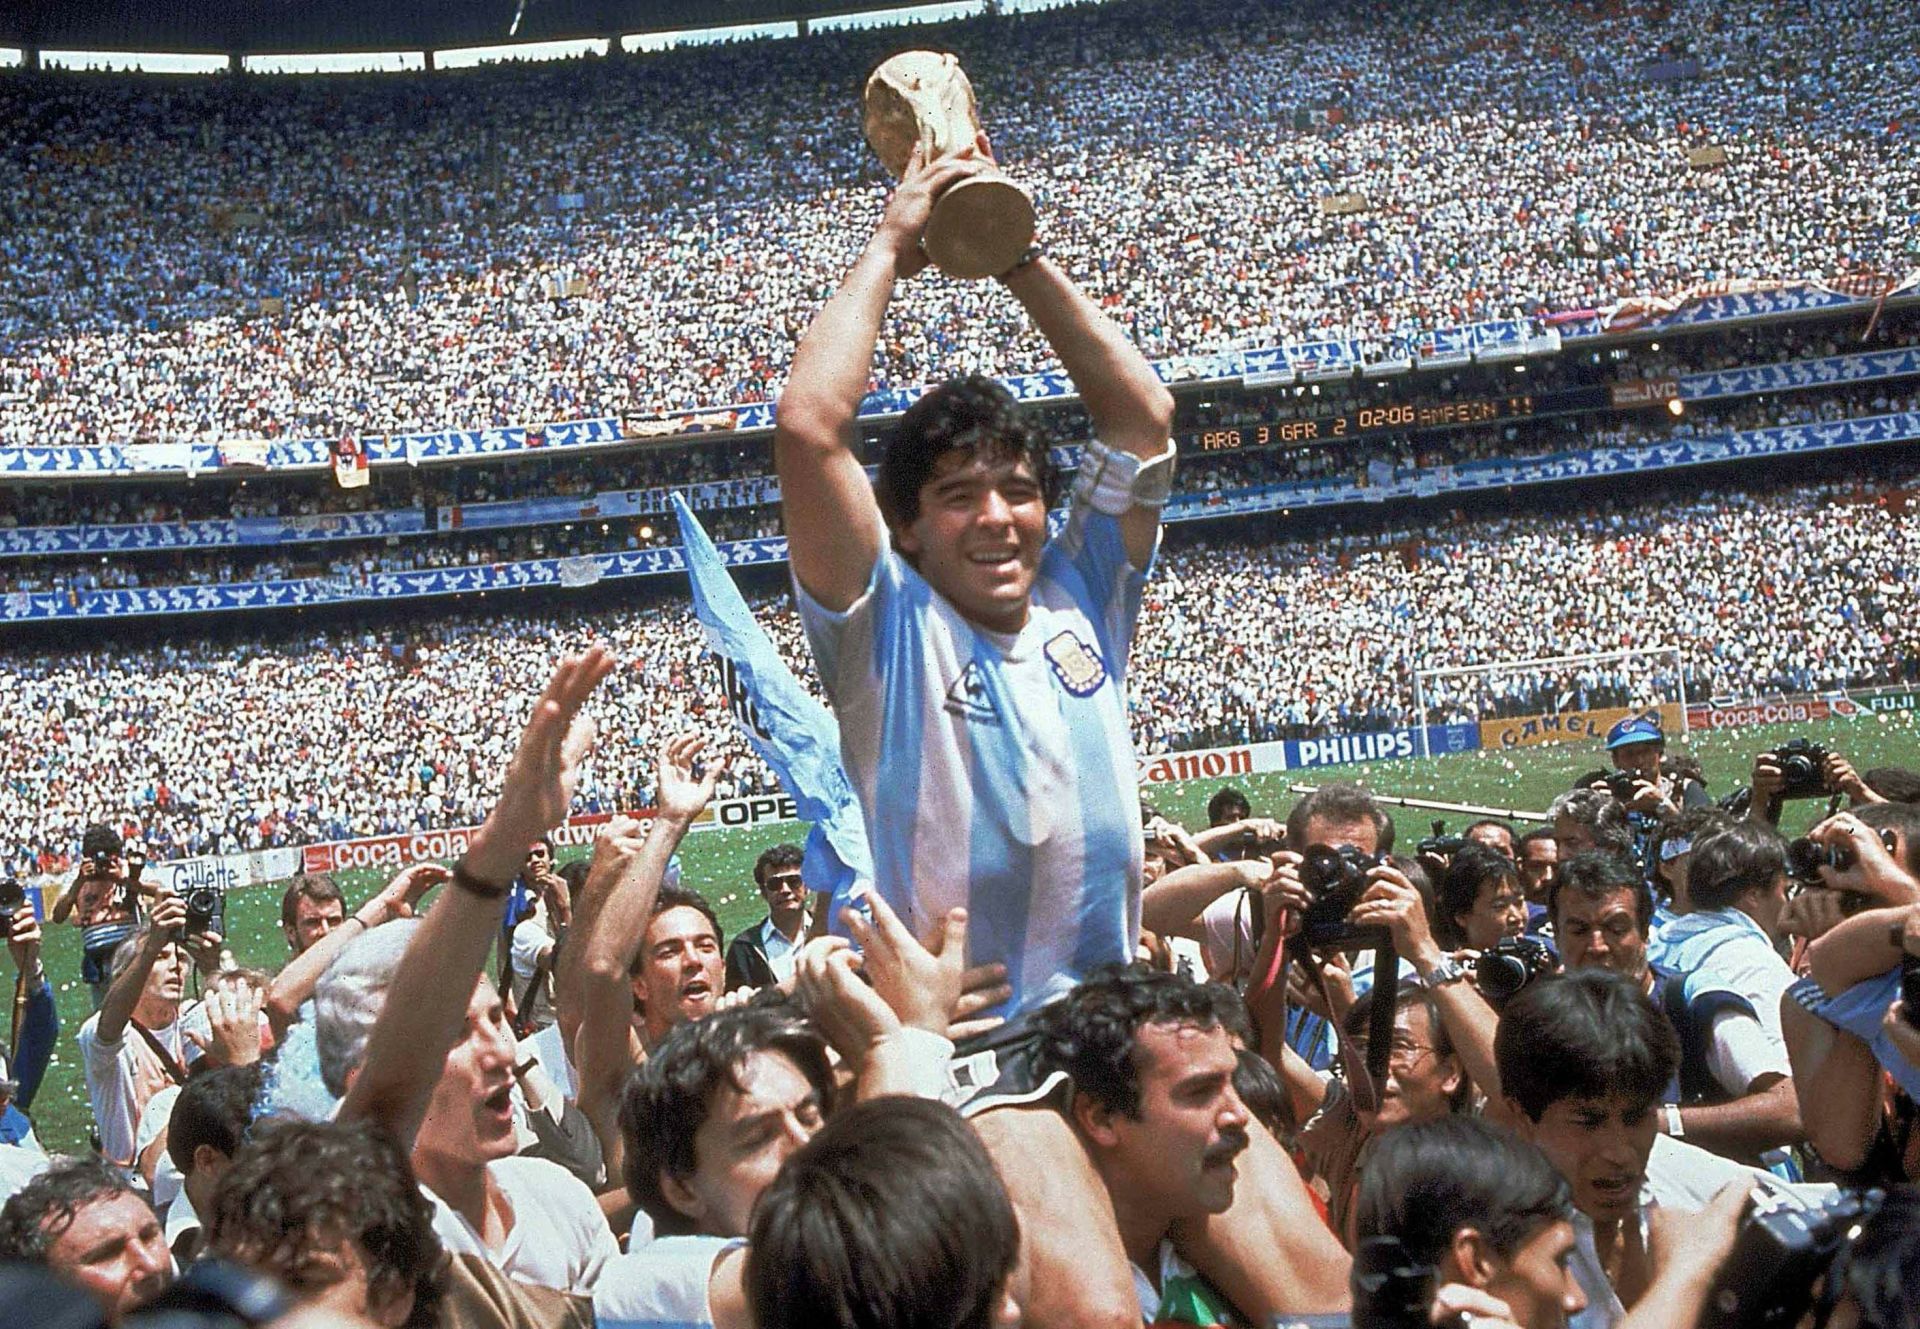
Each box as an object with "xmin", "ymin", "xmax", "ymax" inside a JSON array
[
  {"xmin": 874, "ymin": 141, "xmax": 996, "ymax": 279},
  {"xmin": 656, "ymin": 731, "xmax": 724, "ymax": 826},
  {"xmin": 468, "ymin": 647, "xmax": 616, "ymax": 884},
  {"xmin": 188, "ymin": 978, "xmax": 266, "ymax": 1067},
  {"xmin": 842, "ymin": 892, "xmax": 970, "ymax": 1036}
]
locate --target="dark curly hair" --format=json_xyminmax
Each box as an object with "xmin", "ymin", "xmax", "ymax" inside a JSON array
[
  {"xmin": 204, "ymin": 1119, "xmax": 443, "ymax": 1329},
  {"xmin": 875, "ymin": 375, "xmax": 1058, "ymax": 532},
  {"xmin": 0, "ymin": 1155, "xmax": 138, "ymax": 1261},
  {"xmin": 1036, "ymin": 964, "xmax": 1246, "ymax": 1119},
  {"xmin": 753, "ymin": 843, "xmax": 805, "ymax": 888},
  {"xmin": 620, "ymin": 1003, "xmax": 835, "ymax": 1237}
]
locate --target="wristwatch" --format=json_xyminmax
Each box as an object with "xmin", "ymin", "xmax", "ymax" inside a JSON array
[{"xmin": 1423, "ymin": 955, "xmax": 1470, "ymax": 987}]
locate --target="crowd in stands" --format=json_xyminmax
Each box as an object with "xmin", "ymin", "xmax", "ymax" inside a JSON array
[
  {"xmin": 0, "ymin": 461, "xmax": 1913, "ymax": 873},
  {"xmin": 2, "ymin": 0, "xmax": 1914, "ymax": 449}
]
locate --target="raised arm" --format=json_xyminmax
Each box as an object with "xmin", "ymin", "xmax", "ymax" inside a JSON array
[
  {"xmin": 264, "ymin": 864, "xmax": 447, "ymax": 1034},
  {"xmin": 998, "ymin": 247, "xmax": 1175, "ymax": 569},
  {"xmin": 774, "ymin": 145, "xmax": 992, "ymax": 611},
  {"xmin": 96, "ymin": 891, "xmax": 185, "ymax": 1044},
  {"xmin": 1141, "ymin": 858, "xmax": 1269, "ymax": 941},
  {"xmin": 576, "ymin": 733, "xmax": 721, "ymax": 1177},
  {"xmin": 340, "ymin": 648, "xmax": 614, "ymax": 1142}
]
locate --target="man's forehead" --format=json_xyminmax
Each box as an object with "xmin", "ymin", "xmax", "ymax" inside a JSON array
[
  {"xmin": 1137, "ymin": 1019, "xmax": 1234, "ymax": 1075},
  {"xmin": 649, "ymin": 904, "xmax": 719, "ymax": 945},
  {"xmin": 1565, "ymin": 888, "xmax": 1638, "ymax": 923},
  {"xmin": 926, "ymin": 446, "xmax": 1036, "ymax": 486},
  {"xmin": 1302, "ymin": 815, "xmax": 1376, "ymax": 851}
]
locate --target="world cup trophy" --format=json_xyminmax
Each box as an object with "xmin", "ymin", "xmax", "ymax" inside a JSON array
[{"xmin": 863, "ymin": 51, "xmax": 1036, "ymax": 280}]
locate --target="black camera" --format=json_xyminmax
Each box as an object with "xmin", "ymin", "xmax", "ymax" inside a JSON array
[
  {"xmin": 1604, "ymin": 770, "xmax": 1644, "ymax": 803},
  {"xmin": 1474, "ymin": 935, "xmax": 1558, "ymax": 1006},
  {"xmin": 1786, "ymin": 828, "xmax": 1898, "ymax": 882},
  {"xmin": 1297, "ymin": 844, "xmax": 1386, "ymax": 949},
  {"xmin": 1351, "ymin": 1234, "xmax": 1437, "ymax": 1329},
  {"xmin": 1699, "ymin": 1187, "xmax": 1884, "ymax": 1329},
  {"xmin": 1768, "ymin": 738, "xmax": 1832, "ymax": 801},
  {"xmin": 0, "ymin": 877, "xmax": 23, "ymax": 930},
  {"xmin": 1415, "ymin": 820, "xmax": 1469, "ymax": 859},
  {"xmin": 182, "ymin": 886, "xmax": 224, "ymax": 937}
]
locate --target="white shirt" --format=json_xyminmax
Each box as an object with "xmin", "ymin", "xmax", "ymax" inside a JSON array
[
  {"xmin": 0, "ymin": 1143, "xmax": 49, "ymax": 1208},
  {"xmin": 594, "ymin": 1228, "xmax": 744, "ymax": 1329},
  {"xmin": 754, "ymin": 916, "xmax": 801, "ymax": 987},
  {"xmin": 77, "ymin": 1003, "xmax": 208, "ymax": 1167},
  {"xmin": 424, "ymin": 1155, "xmax": 618, "ymax": 1296}
]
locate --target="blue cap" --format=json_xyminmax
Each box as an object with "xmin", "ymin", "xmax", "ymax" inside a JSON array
[{"xmin": 1605, "ymin": 714, "xmax": 1665, "ymax": 749}]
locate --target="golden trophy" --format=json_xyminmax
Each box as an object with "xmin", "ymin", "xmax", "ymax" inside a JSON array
[{"xmin": 863, "ymin": 51, "xmax": 1036, "ymax": 280}]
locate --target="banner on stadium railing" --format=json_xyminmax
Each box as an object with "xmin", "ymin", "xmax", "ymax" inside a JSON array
[
  {"xmin": 1480, "ymin": 703, "xmax": 1686, "ymax": 751},
  {"xmin": 1284, "ymin": 724, "xmax": 1480, "ymax": 769},
  {"xmin": 1683, "ymin": 697, "xmax": 1867, "ymax": 731},
  {"xmin": 1137, "ymin": 741, "xmax": 1289, "ymax": 786},
  {"xmin": 12, "ymin": 409, "xmax": 1920, "ymax": 620},
  {"xmin": 0, "ymin": 508, "xmax": 428, "ymax": 559},
  {"xmin": 1680, "ymin": 348, "xmax": 1920, "ymax": 403},
  {"xmin": 148, "ymin": 847, "xmax": 305, "ymax": 896},
  {"xmin": 298, "ymin": 809, "xmax": 653, "ymax": 876}
]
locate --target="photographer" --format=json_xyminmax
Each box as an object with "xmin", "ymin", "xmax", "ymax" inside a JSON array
[
  {"xmin": 1749, "ymin": 743, "xmax": 1885, "ymax": 827},
  {"xmin": 1783, "ymin": 809, "xmax": 1920, "ymax": 1177},
  {"xmin": 79, "ymin": 892, "xmax": 222, "ymax": 1170},
  {"xmin": 1596, "ymin": 717, "xmax": 1711, "ymax": 823},
  {"xmin": 49, "ymin": 826, "xmax": 153, "ymax": 1010}
]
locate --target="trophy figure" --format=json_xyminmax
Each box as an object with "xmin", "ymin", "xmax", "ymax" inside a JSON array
[{"xmin": 863, "ymin": 51, "xmax": 1036, "ymax": 280}]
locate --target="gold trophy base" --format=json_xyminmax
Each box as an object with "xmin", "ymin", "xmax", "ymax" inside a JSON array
[{"xmin": 922, "ymin": 175, "xmax": 1036, "ymax": 280}]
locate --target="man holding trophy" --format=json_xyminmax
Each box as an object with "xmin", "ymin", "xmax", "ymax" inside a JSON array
[{"xmin": 775, "ymin": 51, "xmax": 1349, "ymax": 1327}]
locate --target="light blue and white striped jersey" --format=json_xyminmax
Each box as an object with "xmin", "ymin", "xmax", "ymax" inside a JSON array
[{"xmin": 797, "ymin": 503, "xmax": 1149, "ymax": 1018}]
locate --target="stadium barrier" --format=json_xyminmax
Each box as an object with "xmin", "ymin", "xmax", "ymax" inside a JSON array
[
  {"xmin": 13, "ymin": 407, "xmax": 1920, "ymax": 622},
  {"xmin": 4, "ymin": 290, "xmax": 1913, "ymax": 482},
  {"xmin": 1479, "ymin": 703, "xmax": 1687, "ymax": 751}
]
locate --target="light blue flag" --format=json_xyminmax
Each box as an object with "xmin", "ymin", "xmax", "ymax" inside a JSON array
[{"xmin": 670, "ymin": 493, "xmax": 871, "ymax": 918}]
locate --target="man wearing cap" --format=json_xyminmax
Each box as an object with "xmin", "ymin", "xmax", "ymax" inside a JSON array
[{"xmin": 1595, "ymin": 715, "xmax": 1711, "ymax": 875}]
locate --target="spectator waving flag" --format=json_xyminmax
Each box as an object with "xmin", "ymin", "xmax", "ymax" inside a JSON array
[{"xmin": 670, "ymin": 492, "xmax": 871, "ymax": 918}]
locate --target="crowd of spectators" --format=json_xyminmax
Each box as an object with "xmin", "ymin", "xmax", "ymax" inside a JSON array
[
  {"xmin": 2, "ymin": 0, "xmax": 1914, "ymax": 449},
  {"xmin": 0, "ymin": 461, "xmax": 1914, "ymax": 874}
]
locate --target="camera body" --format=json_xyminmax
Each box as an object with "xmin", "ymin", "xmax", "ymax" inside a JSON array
[
  {"xmin": 1415, "ymin": 820, "xmax": 1469, "ymax": 859},
  {"xmin": 1604, "ymin": 770, "xmax": 1644, "ymax": 804},
  {"xmin": 183, "ymin": 885, "xmax": 224, "ymax": 937},
  {"xmin": 1474, "ymin": 935, "xmax": 1558, "ymax": 1006},
  {"xmin": 1298, "ymin": 845, "xmax": 1387, "ymax": 950},
  {"xmin": 1699, "ymin": 1187, "xmax": 1883, "ymax": 1329},
  {"xmin": 1786, "ymin": 827, "xmax": 1897, "ymax": 882},
  {"xmin": 1768, "ymin": 738, "xmax": 1831, "ymax": 801}
]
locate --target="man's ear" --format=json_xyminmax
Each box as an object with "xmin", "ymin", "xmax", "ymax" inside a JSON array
[
  {"xmin": 1445, "ymin": 1227, "xmax": 1501, "ymax": 1291},
  {"xmin": 659, "ymin": 1169, "xmax": 707, "ymax": 1225},
  {"xmin": 1070, "ymin": 1089, "xmax": 1122, "ymax": 1149},
  {"xmin": 892, "ymin": 521, "xmax": 921, "ymax": 559},
  {"xmin": 1437, "ymin": 1054, "xmax": 1464, "ymax": 1103},
  {"xmin": 1504, "ymin": 1099, "xmax": 1535, "ymax": 1140}
]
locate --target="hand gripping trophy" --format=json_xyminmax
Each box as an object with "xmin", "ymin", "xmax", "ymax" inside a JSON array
[{"xmin": 863, "ymin": 51, "xmax": 1036, "ymax": 280}]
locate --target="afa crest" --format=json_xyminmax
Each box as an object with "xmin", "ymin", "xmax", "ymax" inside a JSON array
[{"xmin": 1044, "ymin": 631, "xmax": 1107, "ymax": 697}]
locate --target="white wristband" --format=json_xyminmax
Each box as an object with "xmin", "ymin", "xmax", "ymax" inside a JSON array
[
  {"xmin": 1663, "ymin": 1102, "xmax": 1685, "ymax": 1137},
  {"xmin": 1070, "ymin": 437, "xmax": 1177, "ymax": 515},
  {"xmin": 893, "ymin": 1027, "xmax": 957, "ymax": 1102}
]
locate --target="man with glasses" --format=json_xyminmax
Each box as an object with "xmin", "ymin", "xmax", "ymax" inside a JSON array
[{"xmin": 724, "ymin": 844, "xmax": 811, "ymax": 993}]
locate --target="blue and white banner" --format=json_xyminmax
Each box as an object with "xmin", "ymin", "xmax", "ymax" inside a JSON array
[
  {"xmin": 0, "ymin": 508, "xmax": 427, "ymax": 559},
  {"xmin": 12, "ymin": 409, "xmax": 1920, "ymax": 620},
  {"xmin": 1680, "ymin": 347, "xmax": 1920, "ymax": 403},
  {"xmin": 1283, "ymin": 724, "xmax": 1480, "ymax": 770},
  {"xmin": 448, "ymin": 475, "xmax": 780, "ymax": 531}
]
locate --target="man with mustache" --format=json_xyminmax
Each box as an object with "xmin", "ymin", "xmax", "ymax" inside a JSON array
[{"xmin": 1036, "ymin": 966, "xmax": 1254, "ymax": 1325}]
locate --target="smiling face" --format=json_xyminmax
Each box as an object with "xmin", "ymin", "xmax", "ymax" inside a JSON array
[
  {"xmin": 895, "ymin": 450, "xmax": 1049, "ymax": 634},
  {"xmin": 1514, "ymin": 1092, "xmax": 1657, "ymax": 1225},
  {"xmin": 635, "ymin": 905, "xmax": 724, "ymax": 1046},
  {"xmin": 1358, "ymin": 1001, "xmax": 1462, "ymax": 1132}
]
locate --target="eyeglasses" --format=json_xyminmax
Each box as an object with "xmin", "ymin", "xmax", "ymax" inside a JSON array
[
  {"xmin": 762, "ymin": 874, "xmax": 805, "ymax": 893},
  {"xmin": 1352, "ymin": 1038, "xmax": 1438, "ymax": 1070}
]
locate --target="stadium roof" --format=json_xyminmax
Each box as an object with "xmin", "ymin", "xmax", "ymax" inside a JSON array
[{"xmin": 0, "ymin": 0, "xmax": 1016, "ymax": 56}]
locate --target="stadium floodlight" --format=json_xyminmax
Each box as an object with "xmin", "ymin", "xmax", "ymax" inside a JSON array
[{"xmin": 1412, "ymin": 644, "xmax": 1689, "ymax": 760}]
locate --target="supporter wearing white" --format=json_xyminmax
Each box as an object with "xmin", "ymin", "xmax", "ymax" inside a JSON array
[
  {"xmin": 313, "ymin": 651, "xmax": 623, "ymax": 1299},
  {"xmin": 778, "ymin": 141, "xmax": 1174, "ymax": 1018},
  {"xmin": 1650, "ymin": 823, "xmax": 1798, "ymax": 1080},
  {"xmin": 509, "ymin": 881, "xmax": 564, "ymax": 1034},
  {"xmin": 76, "ymin": 900, "xmax": 210, "ymax": 1169}
]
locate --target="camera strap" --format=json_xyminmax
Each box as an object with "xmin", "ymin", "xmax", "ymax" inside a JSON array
[
  {"xmin": 132, "ymin": 1020, "xmax": 189, "ymax": 1088},
  {"xmin": 1283, "ymin": 939, "xmax": 1390, "ymax": 1117}
]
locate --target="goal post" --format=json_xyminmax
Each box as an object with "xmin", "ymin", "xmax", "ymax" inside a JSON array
[{"xmin": 1412, "ymin": 645, "xmax": 1690, "ymax": 760}]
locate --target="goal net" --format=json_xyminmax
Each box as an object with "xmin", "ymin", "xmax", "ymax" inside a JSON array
[{"xmin": 1412, "ymin": 645, "xmax": 1691, "ymax": 760}]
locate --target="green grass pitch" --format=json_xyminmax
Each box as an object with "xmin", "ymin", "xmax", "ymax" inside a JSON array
[{"xmin": 18, "ymin": 710, "xmax": 1918, "ymax": 1154}]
